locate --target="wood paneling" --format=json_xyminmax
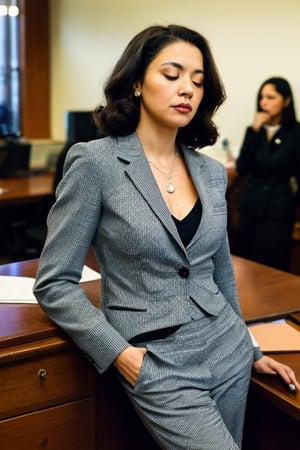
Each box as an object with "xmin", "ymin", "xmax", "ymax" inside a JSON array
[{"xmin": 19, "ymin": 0, "xmax": 50, "ymax": 138}]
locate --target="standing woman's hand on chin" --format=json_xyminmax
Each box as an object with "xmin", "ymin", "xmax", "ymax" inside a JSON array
[
  {"xmin": 253, "ymin": 355, "xmax": 300, "ymax": 391},
  {"xmin": 113, "ymin": 346, "xmax": 147, "ymax": 387},
  {"xmin": 252, "ymin": 112, "xmax": 270, "ymax": 132}
]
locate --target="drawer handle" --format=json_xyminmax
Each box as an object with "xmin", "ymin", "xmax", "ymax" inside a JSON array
[{"xmin": 38, "ymin": 368, "xmax": 47, "ymax": 380}]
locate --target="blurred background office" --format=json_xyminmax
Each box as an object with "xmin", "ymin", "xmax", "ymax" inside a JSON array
[
  {"xmin": 48, "ymin": 0, "xmax": 300, "ymax": 147},
  {"xmin": 1, "ymin": 0, "xmax": 300, "ymax": 271}
]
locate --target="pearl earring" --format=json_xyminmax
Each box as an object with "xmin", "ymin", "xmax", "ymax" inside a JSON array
[{"xmin": 134, "ymin": 88, "xmax": 141, "ymax": 97}]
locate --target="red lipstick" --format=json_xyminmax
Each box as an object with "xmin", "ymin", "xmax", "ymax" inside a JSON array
[{"xmin": 173, "ymin": 103, "xmax": 192, "ymax": 113}]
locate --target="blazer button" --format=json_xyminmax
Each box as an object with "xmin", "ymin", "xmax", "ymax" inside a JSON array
[{"xmin": 178, "ymin": 267, "xmax": 189, "ymax": 278}]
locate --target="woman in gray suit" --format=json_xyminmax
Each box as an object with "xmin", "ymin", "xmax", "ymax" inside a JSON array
[{"xmin": 34, "ymin": 25, "xmax": 299, "ymax": 449}]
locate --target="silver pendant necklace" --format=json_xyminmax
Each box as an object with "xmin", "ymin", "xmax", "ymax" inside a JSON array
[{"xmin": 148, "ymin": 150, "xmax": 178, "ymax": 194}]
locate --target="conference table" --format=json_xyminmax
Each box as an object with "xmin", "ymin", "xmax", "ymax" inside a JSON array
[
  {"xmin": 0, "ymin": 172, "xmax": 54, "ymax": 261},
  {"xmin": 0, "ymin": 172, "xmax": 54, "ymax": 207},
  {"xmin": 0, "ymin": 254, "xmax": 300, "ymax": 449}
]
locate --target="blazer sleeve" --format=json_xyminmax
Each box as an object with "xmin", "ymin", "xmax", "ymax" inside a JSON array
[
  {"xmin": 210, "ymin": 161, "xmax": 264, "ymax": 361},
  {"xmin": 212, "ymin": 233, "xmax": 264, "ymax": 361},
  {"xmin": 212, "ymin": 232, "xmax": 242, "ymax": 318},
  {"xmin": 33, "ymin": 142, "xmax": 130, "ymax": 374}
]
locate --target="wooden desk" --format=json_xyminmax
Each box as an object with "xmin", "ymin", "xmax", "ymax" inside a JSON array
[
  {"xmin": 0, "ymin": 172, "xmax": 54, "ymax": 206},
  {"xmin": 232, "ymin": 255, "xmax": 300, "ymax": 323},
  {"xmin": 232, "ymin": 257, "xmax": 300, "ymax": 402},
  {"xmin": 0, "ymin": 173, "xmax": 55, "ymax": 262},
  {"xmin": 0, "ymin": 262, "xmax": 97, "ymax": 449},
  {"xmin": 0, "ymin": 256, "xmax": 299, "ymax": 449},
  {"xmin": 231, "ymin": 256, "xmax": 300, "ymax": 449}
]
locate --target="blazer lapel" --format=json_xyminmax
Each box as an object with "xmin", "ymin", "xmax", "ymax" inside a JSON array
[
  {"xmin": 182, "ymin": 148, "xmax": 215, "ymax": 247},
  {"xmin": 116, "ymin": 134, "xmax": 218, "ymax": 252},
  {"xmin": 116, "ymin": 134, "xmax": 185, "ymax": 250}
]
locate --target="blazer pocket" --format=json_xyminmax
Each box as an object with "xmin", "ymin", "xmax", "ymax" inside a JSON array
[
  {"xmin": 107, "ymin": 298, "xmax": 147, "ymax": 312},
  {"xmin": 133, "ymin": 350, "xmax": 152, "ymax": 392}
]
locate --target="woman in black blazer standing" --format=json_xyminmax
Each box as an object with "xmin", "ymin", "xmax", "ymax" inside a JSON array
[{"xmin": 235, "ymin": 77, "xmax": 300, "ymax": 271}]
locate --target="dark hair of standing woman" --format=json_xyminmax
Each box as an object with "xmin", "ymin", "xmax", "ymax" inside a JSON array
[
  {"xmin": 93, "ymin": 24, "xmax": 226, "ymax": 148},
  {"xmin": 256, "ymin": 77, "xmax": 297, "ymax": 128}
]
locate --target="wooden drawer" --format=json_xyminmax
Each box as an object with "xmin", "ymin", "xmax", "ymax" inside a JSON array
[
  {"xmin": 0, "ymin": 397, "xmax": 95, "ymax": 450},
  {"xmin": 0, "ymin": 349, "xmax": 96, "ymax": 420}
]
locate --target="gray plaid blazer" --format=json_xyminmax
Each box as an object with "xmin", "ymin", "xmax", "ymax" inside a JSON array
[{"xmin": 34, "ymin": 132, "xmax": 243, "ymax": 373}]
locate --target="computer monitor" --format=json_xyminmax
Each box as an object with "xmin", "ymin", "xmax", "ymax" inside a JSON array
[
  {"xmin": 0, "ymin": 140, "xmax": 31, "ymax": 177},
  {"xmin": 65, "ymin": 111, "xmax": 103, "ymax": 142}
]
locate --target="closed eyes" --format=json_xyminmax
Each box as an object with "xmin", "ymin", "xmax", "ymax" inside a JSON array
[{"xmin": 164, "ymin": 74, "xmax": 203, "ymax": 87}]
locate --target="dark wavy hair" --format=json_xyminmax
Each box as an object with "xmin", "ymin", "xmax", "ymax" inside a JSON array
[
  {"xmin": 256, "ymin": 77, "xmax": 297, "ymax": 128},
  {"xmin": 93, "ymin": 24, "xmax": 226, "ymax": 148}
]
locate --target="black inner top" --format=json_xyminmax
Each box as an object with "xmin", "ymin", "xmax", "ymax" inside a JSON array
[{"xmin": 172, "ymin": 199, "xmax": 202, "ymax": 247}]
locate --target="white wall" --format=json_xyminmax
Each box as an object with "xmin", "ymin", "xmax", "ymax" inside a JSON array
[{"xmin": 50, "ymin": 0, "xmax": 300, "ymax": 154}]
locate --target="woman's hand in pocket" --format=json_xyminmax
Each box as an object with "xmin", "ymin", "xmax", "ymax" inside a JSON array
[{"xmin": 113, "ymin": 346, "xmax": 147, "ymax": 387}]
